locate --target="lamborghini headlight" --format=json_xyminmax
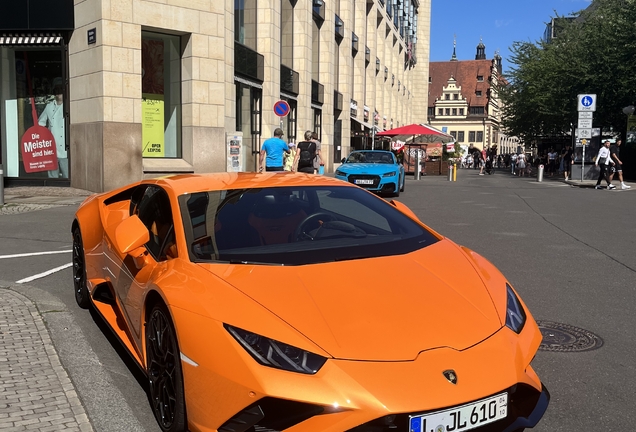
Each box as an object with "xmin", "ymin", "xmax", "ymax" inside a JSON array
[
  {"xmin": 335, "ymin": 170, "xmax": 347, "ymax": 177},
  {"xmin": 225, "ymin": 324, "xmax": 327, "ymax": 374},
  {"xmin": 383, "ymin": 171, "xmax": 397, "ymax": 177},
  {"xmin": 505, "ymin": 283, "xmax": 527, "ymax": 334}
]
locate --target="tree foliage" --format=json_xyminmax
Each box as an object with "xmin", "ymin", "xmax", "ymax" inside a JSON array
[{"xmin": 500, "ymin": 0, "xmax": 636, "ymax": 143}]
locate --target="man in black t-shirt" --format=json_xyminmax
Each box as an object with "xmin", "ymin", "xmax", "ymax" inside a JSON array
[
  {"xmin": 561, "ymin": 144, "xmax": 574, "ymax": 181},
  {"xmin": 609, "ymin": 139, "xmax": 631, "ymax": 189}
]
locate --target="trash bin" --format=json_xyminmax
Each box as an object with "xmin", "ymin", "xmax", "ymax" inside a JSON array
[{"xmin": 537, "ymin": 164, "xmax": 544, "ymax": 182}]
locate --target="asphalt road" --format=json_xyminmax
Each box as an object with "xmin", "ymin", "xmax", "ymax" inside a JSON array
[{"xmin": 1, "ymin": 169, "xmax": 634, "ymax": 431}]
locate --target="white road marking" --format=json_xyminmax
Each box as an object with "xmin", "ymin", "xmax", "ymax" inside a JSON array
[
  {"xmin": 16, "ymin": 263, "xmax": 73, "ymax": 284},
  {"xmin": 0, "ymin": 250, "xmax": 72, "ymax": 259}
]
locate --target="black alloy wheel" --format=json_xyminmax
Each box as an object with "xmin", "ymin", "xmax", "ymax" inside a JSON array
[
  {"xmin": 72, "ymin": 226, "xmax": 90, "ymax": 309},
  {"xmin": 146, "ymin": 303, "xmax": 187, "ymax": 432},
  {"xmin": 400, "ymin": 174, "xmax": 405, "ymax": 192}
]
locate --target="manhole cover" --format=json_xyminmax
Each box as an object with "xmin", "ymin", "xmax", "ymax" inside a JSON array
[{"xmin": 536, "ymin": 320, "xmax": 603, "ymax": 352}]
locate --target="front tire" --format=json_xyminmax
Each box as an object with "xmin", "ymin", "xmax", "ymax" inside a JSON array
[
  {"xmin": 146, "ymin": 303, "xmax": 187, "ymax": 432},
  {"xmin": 399, "ymin": 174, "xmax": 405, "ymax": 192},
  {"xmin": 72, "ymin": 226, "xmax": 90, "ymax": 309}
]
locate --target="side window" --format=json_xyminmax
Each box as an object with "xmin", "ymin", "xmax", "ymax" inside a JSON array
[{"xmin": 136, "ymin": 186, "xmax": 177, "ymax": 261}]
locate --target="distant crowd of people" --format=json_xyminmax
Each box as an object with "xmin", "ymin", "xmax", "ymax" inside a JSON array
[{"xmin": 460, "ymin": 140, "xmax": 630, "ymax": 189}]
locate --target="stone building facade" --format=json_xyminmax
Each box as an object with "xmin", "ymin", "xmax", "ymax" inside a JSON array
[{"xmin": 0, "ymin": 0, "xmax": 431, "ymax": 192}]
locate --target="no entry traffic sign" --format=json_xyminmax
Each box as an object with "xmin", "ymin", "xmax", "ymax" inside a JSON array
[{"xmin": 273, "ymin": 100, "xmax": 290, "ymax": 117}]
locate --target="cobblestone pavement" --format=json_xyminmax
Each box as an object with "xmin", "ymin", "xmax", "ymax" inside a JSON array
[
  {"xmin": 0, "ymin": 289, "xmax": 93, "ymax": 432},
  {"xmin": 1, "ymin": 187, "xmax": 92, "ymax": 215}
]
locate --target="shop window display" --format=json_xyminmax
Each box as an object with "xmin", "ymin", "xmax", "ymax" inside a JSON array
[{"xmin": 1, "ymin": 49, "xmax": 67, "ymax": 179}]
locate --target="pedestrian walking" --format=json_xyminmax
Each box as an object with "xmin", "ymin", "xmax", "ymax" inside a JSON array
[
  {"xmin": 284, "ymin": 142, "xmax": 297, "ymax": 171},
  {"xmin": 294, "ymin": 130, "xmax": 317, "ymax": 174},
  {"xmin": 608, "ymin": 139, "xmax": 631, "ymax": 190},
  {"xmin": 259, "ymin": 127, "xmax": 289, "ymax": 172},
  {"xmin": 594, "ymin": 140, "xmax": 616, "ymax": 189},
  {"xmin": 311, "ymin": 131, "xmax": 324, "ymax": 174},
  {"xmin": 517, "ymin": 152, "xmax": 527, "ymax": 177},
  {"xmin": 561, "ymin": 144, "xmax": 574, "ymax": 181},
  {"xmin": 547, "ymin": 148, "xmax": 558, "ymax": 176}
]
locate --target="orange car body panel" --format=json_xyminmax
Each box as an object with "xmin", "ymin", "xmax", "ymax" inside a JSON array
[{"xmin": 74, "ymin": 172, "xmax": 545, "ymax": 432}]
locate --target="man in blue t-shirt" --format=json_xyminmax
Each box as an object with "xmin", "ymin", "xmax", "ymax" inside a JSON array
[{"xmin": 259, "ymin": 128, "xmax": 289, "ymax": 172}]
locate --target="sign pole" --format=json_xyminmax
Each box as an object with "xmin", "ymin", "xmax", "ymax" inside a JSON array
[{"xmin": 581, "ymin": 145, "xmax": 585, "ymax": 182}]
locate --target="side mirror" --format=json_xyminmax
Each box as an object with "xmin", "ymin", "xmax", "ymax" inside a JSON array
[
  {"xmin": 341, "ymin": 158, "xmax": 346, "ymax": 164},
  {"xmin": 113, "ymin": 215, "xmax": 150, "ymax": 255},
  {"xmin": 389, "ymin": 199, "xmax": 420, "ymax": 222}
]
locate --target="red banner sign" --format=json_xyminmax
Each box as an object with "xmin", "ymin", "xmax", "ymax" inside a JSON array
[{"xmin": 21, "ymin": 125, "xmax": 58, "ymax": 173}]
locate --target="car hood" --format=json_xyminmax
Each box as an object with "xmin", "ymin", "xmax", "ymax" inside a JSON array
[
  {"xmin": 200, "ymin": 239, "xmax": 502, "ymax": 361},
  {"xmin": 339, "ymin": 163, "xmax": 397, "ymax": 174}
]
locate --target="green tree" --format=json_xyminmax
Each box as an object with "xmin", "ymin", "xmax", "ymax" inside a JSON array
[{"xmin": 500, "ymin": 0, "xmax": 636, "ymax": 140}]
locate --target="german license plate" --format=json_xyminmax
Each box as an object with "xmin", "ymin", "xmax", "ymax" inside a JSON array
[
  {"xmin": 409, "ymin": 393, "xmax": 507, "ymax": 432},
  {"xmin": 355, "ymin": 179, "xmax": 374, "ymax": 185}
]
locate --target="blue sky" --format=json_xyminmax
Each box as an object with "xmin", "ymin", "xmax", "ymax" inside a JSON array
[{"xmin": 429, "ymin": 0, "xmax": 592, "ymax": 73}]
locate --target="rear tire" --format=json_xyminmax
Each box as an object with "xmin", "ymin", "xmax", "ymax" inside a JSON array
[
  {"xmin": 72, "ymin": 226, "xmax": 90, "ymax": 309},
  {"xmin": 146, "ymin": 303, "xmax": 187, "ymax": 432}
]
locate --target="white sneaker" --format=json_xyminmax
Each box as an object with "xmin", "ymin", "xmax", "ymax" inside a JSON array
[
  {"xmin": 565, "ymin": 177, "xmax": 569, "ymax": 181},
  {"xmin": 595, "ymin": 185, "xmax": 603, "ymax": 189},
  {"xmin": 621, "ymin": 184, "xmax": 631, "ymax": 189},
  {"xmin": 608, "ymin": 184, "xmax": 616, "ymax": 190}
]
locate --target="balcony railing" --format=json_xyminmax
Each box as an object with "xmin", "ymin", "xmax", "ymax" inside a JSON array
[
  {"xmin": 280, "ymin": 64, "xmax": 299, "ymax": 95},
  {"xmin": 234, "ymin": 42, "xmax": 264, "ymax": 82},
  {"xmin": 311, "ymin": 80, "xmax": 324, "ymax": 104}
]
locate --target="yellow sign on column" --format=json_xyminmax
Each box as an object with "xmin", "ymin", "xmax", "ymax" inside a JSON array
[{"xmin": 142, "ymin": 94, "xmax": 164, "ymax": 157}]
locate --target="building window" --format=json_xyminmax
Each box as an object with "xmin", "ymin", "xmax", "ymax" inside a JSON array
[
  {"xmin": 458, "ymin": 131, "xmax": 465, "ymax": 142},
  {"xmin": 3, "ymin": 49, "xmax": 68, "ymax": 180},
  {"xmin": 476, "ymin": 90, "xmax": 482, "ymax": 97},
  {"xmin": 142, "ymin": 31, "xmax": 182, "ymax": 158},
  {"xmin": 235, "ymin": 0, "xmax": 257, "ymax": 50},
  {"xmin": 450, "ymin": 131, "xmax": 457, "ymax": 140},
  {"xmin": 428, "ymin": 107, "xmax": 435, "ymax": 116},
  {"xmin": 477, "ymin": 75, "xmax": 484, "ymax": 81},
  {"xmin": 313, "ymin": 108, "xmax": 322, "ymax": 141},
  {"xmin": 476, "ymin": 131, "xmax": 484, "ymax": 142},
  {"xmin": 438, "ymin": 108, "xmax": 443, "ymax": 116},
  {"xmin": 469, "ymin": 131, "xmax": 476, "ymax": 141},
  {"xmin": 444, "ymin": 94, "xmax": 450, "ymax": 100},
  {"xmin": 459, "ymin": 108, "xmax": 464, "ymax": 116},
  {"xmin": 445, "ymin": 108, "xmax": 450, "ymax": 115},
  {"xmin": 469, "ymin": 106, "xmax": 485, "ymax": 115},
  {"xmin": 312, "ymin": 19, "xmax": 320, "ymax": 80},
  {"xmin": 236, "ymin": 82, "xmax": 262, "ymax": 169},
  {"xmin": 428, "ymin": 76, "xmax": 432, "ymax": 83},
  {"xmin": 453, "ymin": 93, "xmax": 458, "ymax": 100},
  {"xmin": 452, "ymin": 108, "xmax": 457, "ymax": 115}
]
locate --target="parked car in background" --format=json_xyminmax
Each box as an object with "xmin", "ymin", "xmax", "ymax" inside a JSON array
[{"xmin": 335, "ymin": 150, "xmax": 406, "ymax": 196}]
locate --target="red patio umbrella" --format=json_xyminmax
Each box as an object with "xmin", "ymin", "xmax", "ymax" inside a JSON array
[{"xmin": 376, "ymin": 123, "xmax": 451, "ymax": 137}]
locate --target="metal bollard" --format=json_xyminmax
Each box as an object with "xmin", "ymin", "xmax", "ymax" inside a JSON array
[
  {"xmin": 415, "ymin": 151, "xmax": 421, "ymax": 180},
  {"xmin": 453, "ymin": 163, "xmax": 457, "ymax": 181},
  {"xmin": 0, "ymin": 164, "xmax": 4, "ymax": 206},
  {"xmin": 537, "ymin": 164, "xmax": 544, "ymax": 182},
  {"xmin": 448, "ymin": 164, "xmax": 454, "ymax": 181}
]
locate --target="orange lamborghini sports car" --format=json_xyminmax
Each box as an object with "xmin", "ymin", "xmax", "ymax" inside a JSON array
[{"xmin": 72, "ymin": 172, "xmax": 549, "ymax": 432}]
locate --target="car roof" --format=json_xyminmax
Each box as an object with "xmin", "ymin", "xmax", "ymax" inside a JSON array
[
  {"xmin": 351, "ymin": 150, "xmax": 392, "ymax": 153},
  {"xmin": 149, "ymin": 172, "xmax": 348, "ymax": 196}
]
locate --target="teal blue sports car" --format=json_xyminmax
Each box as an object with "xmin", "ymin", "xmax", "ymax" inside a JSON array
[{"xmin": 335, "ymin": 150, "xmax": 406, "ymax": 197}]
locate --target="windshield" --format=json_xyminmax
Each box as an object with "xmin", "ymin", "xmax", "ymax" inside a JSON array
[
  {"xmin": 346, "ymin": 152, "xmax": 395, "ymax": 164},
  {"xmin": 179, "ymin": 186, "xmax": 438, "ymax": 265}
]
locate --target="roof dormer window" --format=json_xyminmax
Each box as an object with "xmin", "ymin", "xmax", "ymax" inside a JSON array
[{"xmin": 477, "ymin": 75, "xmax": 484, "ymax": 81}]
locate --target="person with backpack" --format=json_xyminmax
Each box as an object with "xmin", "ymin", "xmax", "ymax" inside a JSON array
[{"xmin": 293, "ymin": 130, "xmax": 317, "ymax": 173}]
